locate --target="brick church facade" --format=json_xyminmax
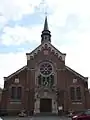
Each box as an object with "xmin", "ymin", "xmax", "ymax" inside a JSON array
[{"xmin": 0, "ymin": 17, "xmax": 90, "ymax": 115}]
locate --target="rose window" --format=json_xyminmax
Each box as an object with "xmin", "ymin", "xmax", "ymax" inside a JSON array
[{"xmin": 40, "ymin": 62, "xmax": 52, "ymax": 76}]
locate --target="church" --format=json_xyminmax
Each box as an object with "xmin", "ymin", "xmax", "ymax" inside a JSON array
[{"xmin": 0, "ymin": 17, "xmax": 90, "ymax": 116}]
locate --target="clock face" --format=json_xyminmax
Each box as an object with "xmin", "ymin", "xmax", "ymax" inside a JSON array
[{"xmin": 40, "ymin": 62, "xmax": 52, "ymax": 76}]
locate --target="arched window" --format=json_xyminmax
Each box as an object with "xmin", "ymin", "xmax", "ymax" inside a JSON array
[
  {"xmin": 76, "ymin": 87, "xmax": 81, "ymax": 100},
  {"xmin": 38, "ymin": 75, "xmax": 42, "ymax": 85},
  {"xmin": 10, "ymin": 86, "xmax": 22, "ymax": 100},
  {"xmin": 38, "ymin": 61, "xmax": 55, "ymax": 87},
  {"xmin": 70, "ymin": 86, "xmax": 81, "ymax": 101},
  {"xmin": 17, "ymin": 86, "xmax": 22, "ymax": 99},
  {"xmin": 38, "ymin": 74, "xmax": 54, "ymax": 87},
  {"xmin": 70, "ymin": 87, "xmax": 75, "ymax": 100},
  {"xmin": 11, "ymin": 86, "xmax": 16, "ymax": 99}
]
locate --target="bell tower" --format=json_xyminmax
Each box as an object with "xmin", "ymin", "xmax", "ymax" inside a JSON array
[{"xmin": 41, "ymin": 16, "xmax": 51, "ymax": 43}]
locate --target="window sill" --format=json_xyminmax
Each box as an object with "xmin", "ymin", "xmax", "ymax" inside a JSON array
[
  {"xmin": 72, "ymin": 102, "xmax": 82, "ymax": 104},
  {"xmin": 71, "ymin": 100, "xmax": 82, "ymax": 102},
  {"xmin": 71, "ymin": 100, "xmax": 82, "ymax": 105},
  {"xmin": 10, "ymin": 99, "xmax": 21, "ymax": 102},
  {"xmin": 9, "ymin": 100, "xmax": 21, "ymax": 104}
]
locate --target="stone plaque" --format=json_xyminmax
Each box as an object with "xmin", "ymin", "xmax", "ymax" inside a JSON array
[{"xmin": 15, "ymin": 78, "xmax": 19, "ymax": 83}]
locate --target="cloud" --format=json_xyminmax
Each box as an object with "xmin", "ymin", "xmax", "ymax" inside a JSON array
[
  {"xmin": 0, "ymin": 0, "xmax": 42, "ymax": 22},
  {"xmin": 0, "ymin": 52, "xmax": 27, "ymax": 87},
  {"xmin": 0, "ymin": 25, "xmax": 42, "ymax": 46},
  {"xmin": 0, "ymin": 16, "xmax": 7, "ymax": 29},
  {"xmin": 54, "ymin": 42, "xmax": 90, "ymax": 88},
  {"xmin": 48, "ymin": 0, "xmax": 90, "ymax": 26},
  {"xmin": 0, "ymin": 0, "xmax": 90, "ymax": 89}
]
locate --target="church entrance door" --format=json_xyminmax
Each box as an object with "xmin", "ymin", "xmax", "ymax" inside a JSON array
[{"xmin": 40, "ymin": 98, "xmax": 52, "ymax": 112}]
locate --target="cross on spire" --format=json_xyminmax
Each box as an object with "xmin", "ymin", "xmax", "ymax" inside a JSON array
[
  {"xmin": 45, "ymin": 11, "xmax": 47, "ymax": 17},
  {"xmin": 41, "ymin": 0, "xmax": 48, "ymax": 18},
  {"xmin": 40, "ymin": 0, "xmax": 51, "ymax": 43}
]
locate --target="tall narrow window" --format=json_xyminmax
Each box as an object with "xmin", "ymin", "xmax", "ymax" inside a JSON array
[
  {"xmin": 38, "ymin": 75, "xmax": 42, "ymax": 85},
  {"xmin": 17, "ymin": 87, "xmax": 22, "ymax": 99},
  {"xmin": 11, "ymin": 86, "xmax": 16, "ymax": 99},
  {"xmin": 70, "ymin": 87, "xmax": 75, "ymax": 100},
  {"xmin": 76, "ymin": 87, "xmax": 81, "ymax": 100},
  {"xmin": 50, "ymin": 75, "xmax": 54, "ymax": 86}
]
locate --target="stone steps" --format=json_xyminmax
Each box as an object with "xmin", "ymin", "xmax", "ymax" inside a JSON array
[{"xmin": 34, "ymin": 112, "xmax": 58, "ymax": 117}]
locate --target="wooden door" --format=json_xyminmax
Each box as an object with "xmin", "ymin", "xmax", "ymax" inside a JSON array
[{"xmin": 40, "ymin": 98, "xmax": 52, "ymax": 112}]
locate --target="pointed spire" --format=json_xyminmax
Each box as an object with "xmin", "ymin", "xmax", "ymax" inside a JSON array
[
  {"xmin": 44, "ymin": 16, "xmax": 49, "ymax": 31},
  {"xmin": 41, "ymin": 16, "xmax": 51, "ymax": 43}
]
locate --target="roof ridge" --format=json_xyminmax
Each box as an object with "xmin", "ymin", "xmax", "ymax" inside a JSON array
[
  {"xmin": 66, "ymin": 65, "xmax": 88, "ymax": 80},
  {"xmin": 4, "ymin": 65, "xmax": 27, "ymax": 80},
  {"xmin": 26, "ymin": 42, "xmax": 66, "ymax": 56}
]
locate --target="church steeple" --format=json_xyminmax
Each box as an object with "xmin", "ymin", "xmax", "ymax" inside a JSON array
[
  {"xmin": 41, "ymin": 16, "xmax": 51, "ymax": 43},
  {"xmin": 44, "ymin": 16, "xmax": 49, "ymax": 30}
]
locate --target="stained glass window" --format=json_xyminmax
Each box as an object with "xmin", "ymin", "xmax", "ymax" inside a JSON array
[
  {"xmin": 38, "ymin": 75, "xmax": 42, "ymax": 85},
  {"xmin": 38, "ymin": 75, "xmax": 54, "ymax": 87},
  {"xmin": 40, "ymin": 62, "xmax": 52, "ymax": 76},
  {"xmin": 38, "ymin": 62, "xmax": 54, "ymax": 87},
  {"xmin": 50, "ymin": 75, "xmax": 54, "ymax": 86}
]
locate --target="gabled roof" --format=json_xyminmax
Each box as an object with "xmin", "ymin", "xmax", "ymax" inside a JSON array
[
  {"xmin": 26, "ymin": 42, "xmax": 66, "ymax": 61},
  {"xmin": 50, "ymin": 43, "xmax": 66, "ymax": 55},
  {"xmin": 4, "ymin": 43, "xmax": 88, "ymax": 82},
  {"xmin": 66, "ymin": 66, "xmax": 88, "ymax": 81},
  {"xmin": 4, "ymin": 65, "xmax": 27, "ymax": 81},
  {"xmin": 26, "ymin": 44, "xmax": 41, "ymax": 55},
  {"xmin": 27, "ymin": 42, "xmax": 66, "ymax": 55},
  {"xmin": 4, "ymin": 65, "xmax": 88, "ymax": 82}
]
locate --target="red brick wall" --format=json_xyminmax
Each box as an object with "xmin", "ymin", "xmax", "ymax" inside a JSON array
[{"xmin": 1, "ymin": 46, "xmax": 90, "ymax": 114}]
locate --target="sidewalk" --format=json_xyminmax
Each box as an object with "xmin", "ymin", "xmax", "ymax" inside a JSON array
[{"xmin": 1, "ymin": 116, "xmax": 71, "ymax": 120}]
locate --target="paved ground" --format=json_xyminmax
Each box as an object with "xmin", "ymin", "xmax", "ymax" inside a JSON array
[{"xmin": 1, "ymin": 116, "xmax": 72, "ymax": 120}]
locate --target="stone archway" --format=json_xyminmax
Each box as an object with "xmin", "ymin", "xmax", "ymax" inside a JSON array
[{"xmin": 34, "ymin": 90, "xmax": 58, "ymax": 114}]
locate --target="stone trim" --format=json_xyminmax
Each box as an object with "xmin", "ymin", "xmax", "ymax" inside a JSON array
[
  {"xmin": 34, "ymin": 92, "xmax": 58, "ymax": 114},
  {"xmin": 66, "ymin": 66, "xmax": 88, "ymax": 81},
  {"xmin": 35, "ymin": 60, "xmax": 57, "ymax": 87},
  {"xmin": 4, "ymin": 66, "xmax": 27, "ymax": 81},
  {"xmin": 10, "ymin": 101, "xmax": 21, "ymax": 104},
  {"xmin": 26, "ymin": 42, "xmax": 66, "ymax": 61}
]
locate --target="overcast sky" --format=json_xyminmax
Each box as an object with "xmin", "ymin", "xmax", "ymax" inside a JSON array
[{"xmin": 0, "ymin": 0, "xmax": 90, "ymax": 88}]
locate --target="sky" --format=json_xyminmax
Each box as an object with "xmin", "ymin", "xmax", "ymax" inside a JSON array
[{"xmin": 0, "ymin": 0, "xmax": 90, "ymax": 88}]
